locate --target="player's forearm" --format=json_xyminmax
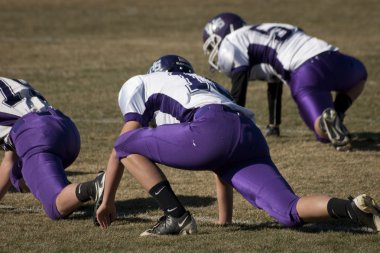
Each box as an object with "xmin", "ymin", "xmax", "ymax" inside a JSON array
[
  {"xmin": 0, "ymin": 174, "xmax": 11, "ymax": 200},
  {"xmin": 230, "ymin": 70, "xmax": 249, "ymax": 106},
  {"xmin": 102, "ymin": 149, "xmax": 124, "ymax": 206},
  {"xmin": 0, "ymin": 151, "xmax": 16, "ymax": 200},
  {"xmin": 215, "ymin": 174, "xmax": 233, "ymax": 224},
  {"xmin": 101, "ymin": 120, "xmax": 141, "ymax": 206}
]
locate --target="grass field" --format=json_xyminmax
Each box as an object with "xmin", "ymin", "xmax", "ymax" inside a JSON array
[{"xmin": 0, "ymin": 0, "xmax": 379, "ymax": 252}]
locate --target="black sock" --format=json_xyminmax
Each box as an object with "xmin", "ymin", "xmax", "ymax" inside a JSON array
[
  {"xmin": 149, "ymin": 181, "xmax": 186, "ymax": 218},
  {"xmin": 267, "ymin": 82, "xmax": 282, "ymax": 125},
  {"xmin": 75, "ymin": 180, "xmax": 96, "ymax": 202},
  {"xmin": 334, "ymin": 93, "xmax": 352, "ymax": 118},
  {"xmin": 327, "ymin": 198, "xmax": 358, "ymax": 222}
]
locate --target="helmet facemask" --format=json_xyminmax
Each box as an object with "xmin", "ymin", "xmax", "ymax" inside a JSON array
[{"xmin": 202, "ymin": 33, "xmax": 222, "ymax": 71}]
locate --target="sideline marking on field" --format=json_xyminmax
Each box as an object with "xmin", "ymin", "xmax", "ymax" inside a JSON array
[
  {"xmin": 0, "ymin": 205, "xmax": 261, "ymax": 225},
  {"xmin": 0, "ymin": 205, "xmax": 42, "ymax": 213},
  {"xmin": 0, "ymin": 205, "xmax": 373, "ymax": 233}
]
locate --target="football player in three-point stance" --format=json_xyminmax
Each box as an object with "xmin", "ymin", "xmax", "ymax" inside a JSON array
[
  {"xmin": 202, "ymin": 13, "xmax": 368, "ymax": 151},
  {"xmin": 0, "ymin": 77, "xmax": 104, "ymax": 220},
  {"xmin": 94, "ymin": 55, "xmax": 379, "ymax": 236}
]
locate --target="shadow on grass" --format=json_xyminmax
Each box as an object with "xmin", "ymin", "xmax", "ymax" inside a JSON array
[
  {"xmin": 69, "ymin": 200, "xmax": 374, "ymax": 235},
  {"xmin": 351, "ymin": 132, "xmax": 380, "ymax": 151},
  {"xmin": 69, "ymin": 194, "xmax": 216, "ymax": 222},
  {"xmin": 65, "ymin": 170, "xmax": 94, "ymax": 176},
  {"xmin": 296, "ymin": 221, "xmax": 372, "ymax": 234},
  {"xmin": 232, "ymin": 220, "xmax": 373, "ymax": 235}
]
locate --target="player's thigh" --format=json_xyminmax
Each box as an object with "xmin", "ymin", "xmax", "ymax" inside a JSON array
[
  {"xmin": 293, "ymin": 90, "xmax": 333, "ymax": 130},
  {"xmin": 11, "ymin": 112, "xmax": 80, "ymax": 168},
  {"xmin": 115, "ymin": 118, "xmax": 239, "ymax": 169},
  {"xmin": 328, "ymin": 53, "xmax": 368, "ymax": 91},
  {"xmin": 219, "ymin": 160, "xmax": 301, "ymax": 226}
]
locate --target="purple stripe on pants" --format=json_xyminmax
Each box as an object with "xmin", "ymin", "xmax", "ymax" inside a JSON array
[
  {"xmin": 10, "ymin": 109, "xmax": 80, "ymax": 219},
  {"xmin": 114, "ymin": 104, "xmax": 302, "ymax": 226}
]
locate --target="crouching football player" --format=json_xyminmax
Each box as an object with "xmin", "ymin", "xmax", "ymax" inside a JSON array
[
  {"xmin": 95, "ymin": 55, "xmax": 379, "ymax": 236},
  {"xmin": 0, "ymin": 77, "xmax": 105, "ymax": 220}
]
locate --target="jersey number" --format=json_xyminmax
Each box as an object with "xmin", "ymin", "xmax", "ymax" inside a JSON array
[
  {"xmin": 251, "ymin": 25, "xmax": 299, "ymax": 42},
  {"xmin": 173, "ymin": 73, "xmax": 233, "ymax": 100},
  {"xmin": 0, "ymin": 79, "xmax": 45, "ymax": 107}
]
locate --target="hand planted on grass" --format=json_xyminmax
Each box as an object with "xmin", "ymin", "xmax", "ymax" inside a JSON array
[{"xmin": 96, "ymin": 202, "xmax": 116, "ymax": 229}]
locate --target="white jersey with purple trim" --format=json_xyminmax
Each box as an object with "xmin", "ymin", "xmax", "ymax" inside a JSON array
[
  {"xmin": 218, "ymin": 23, "xmax": 338, "ymax": 81},
  {"xmin": 118, "ymin": 72, "xmax": 255, "ymax": 126},
  {"xmin": 0, "ymin": 77, "xmax": 50, "ymax": 147}
]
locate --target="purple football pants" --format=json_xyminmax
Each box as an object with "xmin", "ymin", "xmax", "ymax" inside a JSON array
[
  {"xmin": 289, "ymin": 51, "xmax": 367, "ymax": 140},
  {"xmin": 10, "ymin": 108, "xmax": 80, "ymax": 220},
  {"xmin": 114, "ymin": 104, "xmax": 302, "ymax": 227}
]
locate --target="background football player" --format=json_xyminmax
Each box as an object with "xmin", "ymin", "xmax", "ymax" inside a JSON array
[{"xmin": 202, "ymin": 13, "xmax": 367, "ymax": 151}]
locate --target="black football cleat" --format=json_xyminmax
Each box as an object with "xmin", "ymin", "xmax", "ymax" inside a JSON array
[
  {"xmin": 140, "ymin": 211, "xmax": 197, "ymax": 236},
  {"xmin": 92, "ymin": 171, "xmax": 105, "ymax": 226},
  {"xmin": 265, "ymin": 125, "xmax": 280, "ymax": 137}
]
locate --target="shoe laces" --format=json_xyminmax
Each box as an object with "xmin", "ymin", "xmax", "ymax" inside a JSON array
[{"xmin": 151, "ymin": 215, "xmax": 168, "ymax": 231}]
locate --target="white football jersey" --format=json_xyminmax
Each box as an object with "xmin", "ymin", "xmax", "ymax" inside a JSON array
[
  {"xmin": 0, "ymin": 77, "xmax": 50, "ymax": 146},
  {"xmin": 218, "ymin": 23, "xmax": 338, "ymax": 81},
  {"xmin": 118, "ymin": 72, "xmax": 255, "ymax": 126}
]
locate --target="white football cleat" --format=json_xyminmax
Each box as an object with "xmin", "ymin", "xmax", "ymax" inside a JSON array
[
  {"xmin": 320, "ymin": 108, "xmax": 351, "ymax": 151},
  {"xmin": 350, "ymin": 194, "xmax": 380, "ymax": 232}
]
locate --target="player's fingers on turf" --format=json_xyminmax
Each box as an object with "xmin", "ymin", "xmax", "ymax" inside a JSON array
[{"xmin": 97, "ymin": 213, "xmax": 108, "ymax": 229}]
